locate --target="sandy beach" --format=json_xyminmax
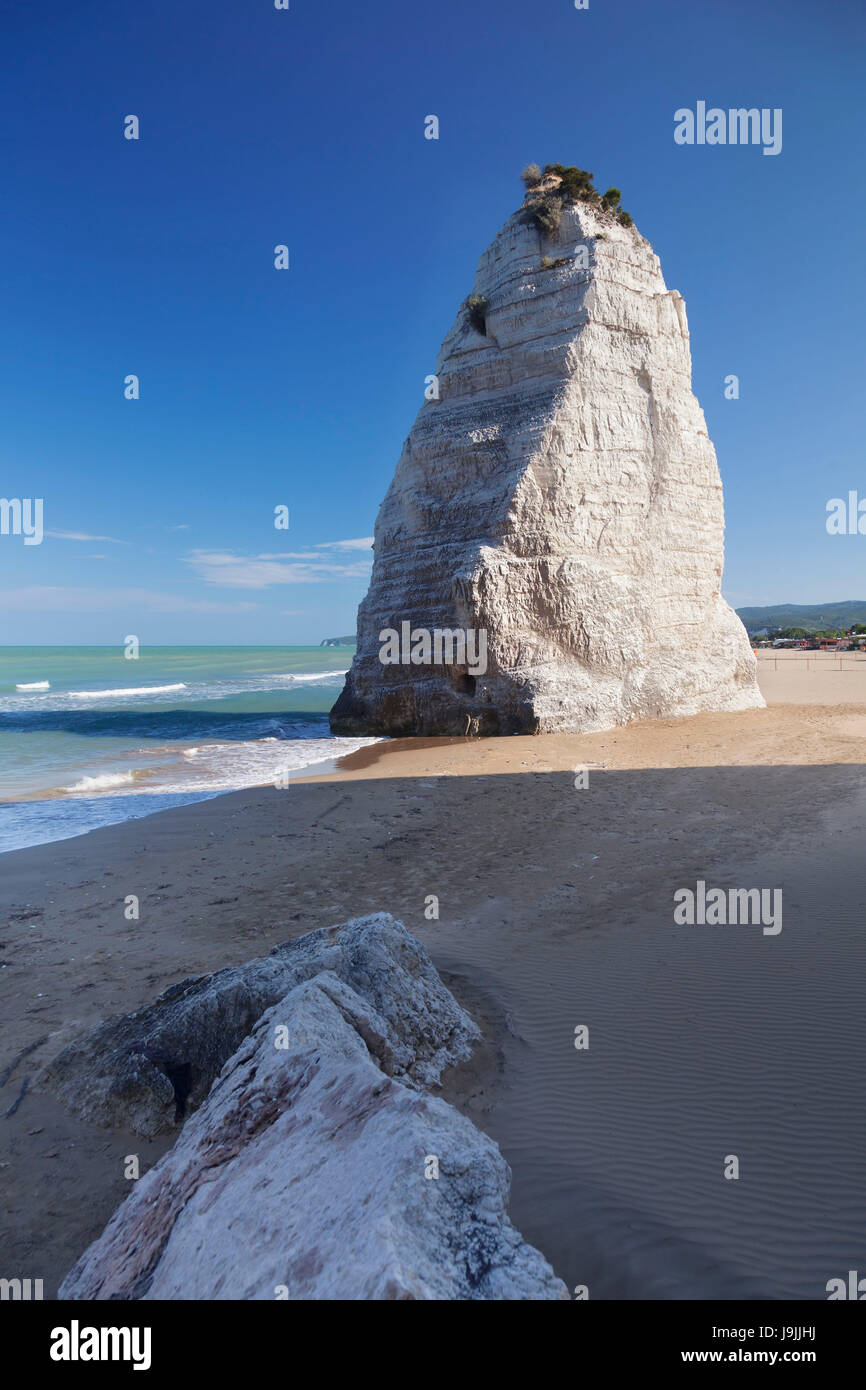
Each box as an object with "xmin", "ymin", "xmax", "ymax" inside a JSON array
[{"xmin": 2, "ymin": 658, "xmax": 866, "ymax": 1298}]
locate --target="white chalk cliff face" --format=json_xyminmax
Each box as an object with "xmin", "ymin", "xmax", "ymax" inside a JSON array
[{"xmin": 331, "ymin": 195, "xmax": 763, "ymax": 735}]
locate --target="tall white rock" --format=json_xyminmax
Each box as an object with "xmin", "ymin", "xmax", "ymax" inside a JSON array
[{"xmin": 331, "ymin": 188, "xmax": 763, "ymax": 735}]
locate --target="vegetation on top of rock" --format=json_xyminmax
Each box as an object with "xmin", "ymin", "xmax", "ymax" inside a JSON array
[
  {"xmin": 542, "ymin": 163, "xmax": 595, "ymax": 200},
  {"xmin": 521, "ymin": 163, "xmax": 634, "ymax": 232}
]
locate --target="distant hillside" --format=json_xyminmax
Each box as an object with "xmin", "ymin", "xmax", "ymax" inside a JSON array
[
  {"xmin": 320, "ymin": 636, "xmax": 356, "ymax": 647},
  {"xmin": 736, "ymin": 601, "xmax": 866, "ymax": 635}
]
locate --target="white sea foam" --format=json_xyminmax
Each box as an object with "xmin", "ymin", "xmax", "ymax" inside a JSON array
[
  {"xmin": 1, "ymin": 672, "xmax": 349, "ymax": 713},
  {"xmin": 65, "ymin": 771, "xmax": 138, "ymax": 793},
  {"xmin": 172, "ymin": 734, "xmax": 377, "ymax": 790},
  {"xmin": 50, "ymin": 734, "xmax": 380, "ymax": 802},
  {"xmin": 66, "ymin": 683, "xmax": 188, "ymax": 699}
]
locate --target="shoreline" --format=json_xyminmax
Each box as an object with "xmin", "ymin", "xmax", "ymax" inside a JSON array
[
  {"xmin": 5, "ymin": 693, "xmax": 866, "ymax": 859},
  {"xmin": 0, "ymin": 745, "xmax": 376, "ymax": 858},
  {"xmin": 2, "ymin": 683, "xmax": 866, "ymax": 1297},
  {"xmin": 4, "ymin": 644, "xmax": 866, "ymax": 859}
]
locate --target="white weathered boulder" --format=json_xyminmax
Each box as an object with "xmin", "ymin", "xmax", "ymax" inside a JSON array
[
  {"xmin": 59, "ymin": 947, "xmax": 567, "ymax": 1300},
  {"xmin": 331, "ymin": 192, "xmax": 762, "ymax": 735},
  {"xmin": 42, "ymin": 913, "xmax": 480, "ymax": 1138}
]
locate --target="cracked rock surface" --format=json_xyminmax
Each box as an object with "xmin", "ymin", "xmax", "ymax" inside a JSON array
[
  {"xmin": 58, "ymin": 916, "xmax": 567, "ymax": 1300},
  {"xmin": 331, "ymin": 199, "xmax": 762, "ymax": 735},
  {"xmin": 41, "ymin": 913, "xmax": 480, "ymax": 1138}
]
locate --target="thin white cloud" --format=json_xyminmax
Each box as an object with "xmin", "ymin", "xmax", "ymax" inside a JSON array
[
  {"xmin": 186, "ymin": 549, "xmax": 373, "ymax": 589},
  {"xmin": 46, "ymin": 530, "xmax": 127, "ymax": 544},
  {"xmin": 255, "ymin": 552, "xmax": 336, "ymax": 560},
  {"xmin": 2, "ymin": 587, "xmax": 258, "ymax": 614},
  {"xmin": 315, "ymin": 537, "xmax": 374, "ymax": 551}
]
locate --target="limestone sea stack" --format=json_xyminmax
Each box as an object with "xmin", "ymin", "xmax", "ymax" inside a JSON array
[{"xmin": 331, "ymin": 171, "xmax": 763, "ymax": 736}]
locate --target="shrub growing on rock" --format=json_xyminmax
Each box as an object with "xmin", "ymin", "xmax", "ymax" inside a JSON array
[
  {"xmin": 520, "ymin": 165, "xmax": 634, "ymax": 234},
  {"xmin": 531, "ymin": 195, "xmax": 562, "ymax": 235},
  {"xmin": 543, "ymin": 163, "xmax": 595, "ymax": 201}
]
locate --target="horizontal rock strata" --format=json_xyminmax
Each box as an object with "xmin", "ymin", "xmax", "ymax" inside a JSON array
[{"xmin": 331, "ymin": 196, "xmax": 763, "ymax": 736}]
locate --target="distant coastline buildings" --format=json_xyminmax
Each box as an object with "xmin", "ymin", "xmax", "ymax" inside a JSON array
[{"xmin": 754, "ymin": 627, "xmax": 866, "ymax": 652}]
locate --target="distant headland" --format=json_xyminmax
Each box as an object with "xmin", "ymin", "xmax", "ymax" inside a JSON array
[{"xmin": 736, "ymin": 601, "xmax": 866, "ymax": 636}]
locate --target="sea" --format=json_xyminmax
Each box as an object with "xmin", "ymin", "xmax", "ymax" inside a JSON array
[{"xmin": 0, "ymin": 646, "xmax": 376, "ymax": 854}]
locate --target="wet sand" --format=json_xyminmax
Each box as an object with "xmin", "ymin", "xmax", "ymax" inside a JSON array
[{"xmin": 2, "ymin": 673, "xmax": 866, "ymax": 1298}]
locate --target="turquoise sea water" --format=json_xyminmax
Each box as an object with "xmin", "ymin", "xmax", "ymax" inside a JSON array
[{"xmin": 0, "ymin": 646, "xmax": 372, "ymax": 853}]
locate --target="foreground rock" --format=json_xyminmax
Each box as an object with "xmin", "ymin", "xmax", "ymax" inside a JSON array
[
  {"xmin": 59, "ymin": 920, "xmax": 567, "ymax": 1300},
  {"xmin": 331, "ymin": 178, "xmax": 762, "ymax": 736},
  {"xmin": 42, "ymin": 914, "xmax": 480, "ymax": 1138}
]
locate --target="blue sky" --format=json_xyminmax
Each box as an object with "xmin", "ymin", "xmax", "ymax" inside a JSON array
[{"xmin": 1, "ymin": 0, "xmax": 864, "ymax": 644}]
